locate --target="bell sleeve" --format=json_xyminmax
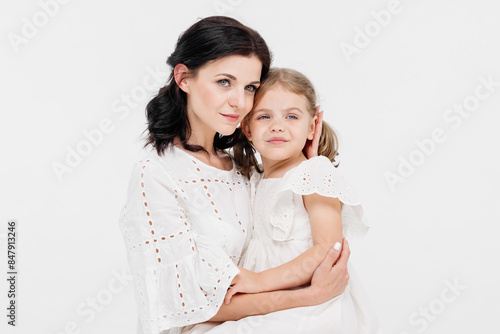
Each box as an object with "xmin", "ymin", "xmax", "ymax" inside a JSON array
[{"xmin": 119, "ymin": 159, "xmax": 240, "ymax": 333}]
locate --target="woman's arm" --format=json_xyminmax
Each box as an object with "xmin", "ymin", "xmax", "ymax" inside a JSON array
[
  {"xmin": 224, "ymin": 194, "xmax": 343, "ymax": 302},
  {"xmin": 212, "ymin": 238, "xmax": 350, "ymax": 321}
]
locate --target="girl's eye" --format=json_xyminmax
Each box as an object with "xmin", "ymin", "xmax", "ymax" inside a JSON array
[
  {"xmin": 286, "ymin": 115, "xmax": 298, "ymax": 120},
  {"xmin": 219, "ymin": 79, "xmax": 230, "ymax": 87},
  {"xmin": 245, "ymin": 85, "xmax": 257, "ymax": 92},
  {"xmin": 257, "ymin": 115, "xmax": 270, "ymax": 120}
]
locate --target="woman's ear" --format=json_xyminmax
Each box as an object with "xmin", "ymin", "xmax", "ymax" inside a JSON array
[
  {"xmin": 241, "ymin": 119, "xmax": 252, "ymax": 141},
  {"xmin": 307, "ymin": 114, "xmax": 317, "ymax": 140},
  {"xmin": 174, "ymin": 63, "xmax": 190, "ymax": 93}
]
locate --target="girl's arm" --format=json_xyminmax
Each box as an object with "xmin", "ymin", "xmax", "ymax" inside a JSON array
[
  {"xmin": 224, "ymin": 194, "xmax": 343, "ymax": 303},
  {"xmin": 211, "ymin": 238, "xmax": 350, "ymax": 321}
]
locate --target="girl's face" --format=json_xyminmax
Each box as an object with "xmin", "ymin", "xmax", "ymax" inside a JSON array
[
  {"xmin": 180, "ymin": 54, "xmax": 262, "ymax": 139},
  {"xmin": 243, "ymin": 85, "xmax": 316, "ymax": 164}
]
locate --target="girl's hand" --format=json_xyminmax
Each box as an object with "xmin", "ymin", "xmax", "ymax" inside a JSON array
[
  {"xmin": 307, "ymin": 238, "xmax": 350, "ymax": 305},
  {"xmin": 224, "ymin": 266, "xmax": 263, "ymax": 304},
  {"xmin": 304, "ymin": 106, "xmax": 324, "ymax": 159}
]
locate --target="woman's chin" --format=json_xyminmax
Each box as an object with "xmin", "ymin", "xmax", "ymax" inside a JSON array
[{"xmin": 217, "ymin": 125, "xmax": 239, "ymax": 137}]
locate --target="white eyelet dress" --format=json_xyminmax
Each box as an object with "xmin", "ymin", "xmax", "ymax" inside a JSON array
[
  {"xmin": 119, "ymin": 145, "xmax": 251, "ymax": 334},
  {"xmin": 200, "ymin": 155, "xmax": 380, "ymax": 334}
]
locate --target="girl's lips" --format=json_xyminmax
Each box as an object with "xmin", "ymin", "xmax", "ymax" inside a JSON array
[
  {"xmin": 220, "ymin": 113, "xmax": 239, "ymax": 122},
  {"xmin": 267, "ymin": 138, "xmax": 287, "ymax": 145}
]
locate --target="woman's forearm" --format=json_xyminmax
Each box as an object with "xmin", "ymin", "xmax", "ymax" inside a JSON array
[
  {"xmin": 209, "ymin": 286, "xmax": 314, "ymax": 322},
  {"xmin": 212, "ymin": 239, "xmax": 350, "ymax": 322},
  {"xmin": 258, "ymin": 243, "xmax": 332, "ymax": 291}
]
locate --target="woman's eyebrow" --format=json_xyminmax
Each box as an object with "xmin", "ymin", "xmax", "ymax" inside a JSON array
[{"xmin": 215, "ymin": 73, "xmax": 260, "ymax": 85}]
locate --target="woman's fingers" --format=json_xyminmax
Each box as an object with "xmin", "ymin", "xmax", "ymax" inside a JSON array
[
  {"xmin": 224, "ymin": 287, "xmax": 237, "ymax": 305},
  {"xmin": 310, "ymin": 109, "xmax": 323, "ymax": 156},
  {"xmin": 313, "ymin": 108, "xmax": 323, "ymax": 143},
  {"xmin": 330, "ymin": 239, "xmax": 350, "ymax": 289},
  {"xmin": 308, "ymin": 240, "xmax": 350, "ymax": 305},
  {"xmin": 318, "ymin": 241, "xmax": 342, "ymax": 272},
  {"xmin": 334, "ymin": 238, "xmax": 350, "ymax": 268},
  {"xmin": 304, "ymin": 107, "xmax": 323, "ymax": 159}
]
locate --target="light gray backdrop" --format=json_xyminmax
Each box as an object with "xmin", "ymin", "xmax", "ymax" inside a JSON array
[{"xmin": 1, "ymin": 0, "xmax": 499, "ymax": 333}]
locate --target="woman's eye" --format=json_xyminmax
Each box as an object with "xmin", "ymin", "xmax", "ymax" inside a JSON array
[
  {"xmin": 219, "ymin": 79, "xmax": 230, "ymax": 87},
  {"xmin": 245, "ymin": 85, "xmax": 257, "ymax": 92}
]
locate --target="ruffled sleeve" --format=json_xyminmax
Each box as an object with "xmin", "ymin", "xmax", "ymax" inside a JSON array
[
  {"xmin": 269, "ymin": 156, "xmax": 370, "ymax": 241},
  {"xmin": 119, "ymin": 159, "xmax": 240, "ymax": 334}
]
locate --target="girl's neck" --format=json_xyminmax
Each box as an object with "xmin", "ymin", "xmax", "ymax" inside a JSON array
[{"xmin": 261, "ymin": 152, "xmax": 307, "ymax": 179}]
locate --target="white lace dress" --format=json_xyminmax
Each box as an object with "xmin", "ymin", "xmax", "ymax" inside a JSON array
[
  {"xmin": 199, "ymin": 155, "xmax": 380, "ymax": 333},
  {"xmin": 119, "ymin": 145, "xmax": 251, "ymax": 334}
]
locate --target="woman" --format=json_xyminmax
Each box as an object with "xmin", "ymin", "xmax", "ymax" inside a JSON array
[{"xmin": 119, "ymin": 16, "xmax": 350, "ymax": 334}]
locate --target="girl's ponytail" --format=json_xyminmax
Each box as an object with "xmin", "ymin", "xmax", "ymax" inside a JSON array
[{"xmin": 318, "ymin": 121, "xmax": 340, "ymax": 167}]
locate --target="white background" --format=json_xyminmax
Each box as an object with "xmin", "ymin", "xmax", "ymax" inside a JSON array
[{"xmin": 1, "ymin": 0, "xmax": 499, "ymax": 333}]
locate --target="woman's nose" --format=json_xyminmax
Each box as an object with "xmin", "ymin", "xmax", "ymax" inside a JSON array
[{"xmin": 228, "ymin": 89, "xmax": 246, "ymax": 110}]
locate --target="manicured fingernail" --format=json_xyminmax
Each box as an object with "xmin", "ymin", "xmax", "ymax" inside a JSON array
[{"xmin": 334, "ymin": 242, "xmax": 341, "ymax": 251}]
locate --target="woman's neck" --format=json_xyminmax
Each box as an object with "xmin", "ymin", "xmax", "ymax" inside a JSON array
[
  {"xmin": 182, "ymin": 132, "xmax": 217, "ymax": 156},
  {"xmin": 261, "ymin": 152, "xmax": 307, "ymax": 179},
  {"xmin": 173, "ymin": 137, "xmax": 232, "ymax": 171}
]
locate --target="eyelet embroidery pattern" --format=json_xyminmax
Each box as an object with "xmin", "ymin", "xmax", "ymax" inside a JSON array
[
  {"xmin": 139, "ymin": 160, "xmax": 164, "ymax": 263},
  {"xmin": 185, "ymin": 159, "xmax": 249, "ymax": 226},
  {"xmin": 265, "ymin": 156, "xmax": 369, "ymax": 242},
  {"xmin": 120, "ymin": 152, "xmax": 250, "ymax": 331},
  {"xmin": 289, "ymin": 156, "xmax": 360, "ymax": 205}
]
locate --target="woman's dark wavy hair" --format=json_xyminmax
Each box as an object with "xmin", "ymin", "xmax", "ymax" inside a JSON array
[{"xmin": 144, "ymin": 16, "xmax": 272, "ymax": 156}]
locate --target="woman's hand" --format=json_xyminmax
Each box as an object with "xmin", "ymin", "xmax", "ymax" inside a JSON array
[
  {"xmin": 304, "ymin": 106, "xmax": 324, "ymax": 159},
  {"xmin": 224, "ymin": 266, "xmax": 264, "ymax": 304},
  {"xmin": 306, "ymin": 238, "xmax": 350, "ymax": 305}
]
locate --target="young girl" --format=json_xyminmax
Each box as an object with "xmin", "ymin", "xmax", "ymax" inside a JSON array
[{"xmin": 202, "ymin": 68, "xmax": 380, "ymax": 333}]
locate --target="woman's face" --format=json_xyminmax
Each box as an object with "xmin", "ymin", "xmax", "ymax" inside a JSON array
[{"xmin": 182, "ymin": 55, "xmax": 262, "ymax": 138}]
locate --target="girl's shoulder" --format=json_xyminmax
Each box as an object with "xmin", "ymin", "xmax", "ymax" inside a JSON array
[
  {"xmin": 263, "ymin": 156, "xmax": 371, "ymax": 241},
  {"xmin": 281, "ymin": 156, "xmax": 361, "ymax": 206}
]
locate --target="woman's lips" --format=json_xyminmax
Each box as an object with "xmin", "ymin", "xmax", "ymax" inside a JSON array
[{"xmin": 220, "ymin": 113, "xmax": 239, "ymax": 122}]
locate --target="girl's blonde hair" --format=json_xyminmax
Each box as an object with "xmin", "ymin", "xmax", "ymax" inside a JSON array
[{"xmin": 233, "ymin": 68, "xmax": 340, "ymax": 178}]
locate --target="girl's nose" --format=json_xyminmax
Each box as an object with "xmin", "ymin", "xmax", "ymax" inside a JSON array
[{"xmin": 270, "ymin": 119, "xmax": 284, "ymax": 132}]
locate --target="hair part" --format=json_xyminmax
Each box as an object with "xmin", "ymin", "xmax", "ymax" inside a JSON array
[
  {"xmin": 144, "ymin": 16, "xmax": 272, "ymax": 156},
  {"xmin": 233, "ymin": 68, "xmax": 340, "ymax": 178}
]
